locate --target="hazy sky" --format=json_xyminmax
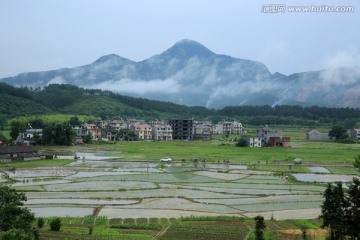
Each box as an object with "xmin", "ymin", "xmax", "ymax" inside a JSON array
[{"xmin": 1, "ymin": 0, "xmax": 359, "ymax": 78}]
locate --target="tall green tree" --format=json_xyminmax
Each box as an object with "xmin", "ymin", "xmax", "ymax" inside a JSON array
[
  {"xmin": 346, "ymin": 178, "xmax": 360, "ymax": 239},
  {"xmin": 69, "ymin": 116, "xmax": 80, "ymax": 125},
  {"xmin": 254, "ymin": 215, "xmax": 266, "ymax": 240},
  {"xmin": 328, "ymin": 125, "xmax": 348, "ymax": 140},
  {"xmin": 320, "ymin": 181, "xmax": 360, "ymax": 240},
  {"xmin": 320, "ymin": 182, "xmax": 349, "ymax": 239},
  {"xmin": 0, "ymin": 185, "xmax": 35, "ymax": 237},
  {"xmin": 0, "ymin": 115, "xmax": 6, "ymax": 131},
  {"xmin": 10, "ymin": 120, "xmax": 26, "ymax": 141},
  {"xmin": 353, "ymin": 154, "xmax": 360, "ymax": 172},
  {"xmin": 42, "ymin": 123, "xmax": 76, "ymax": 146},
  {"xmin": 236, "ymin": 137, "xmax": 247, "ymax": 147},
  {"xmin": 83, "ymin": 132, "xmax": 93, "ymax": 143}
]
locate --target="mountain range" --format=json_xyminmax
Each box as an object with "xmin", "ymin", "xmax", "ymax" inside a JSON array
[{"xmin": 1, "ymin": 39, "xmax": 359, "ymax": 108}]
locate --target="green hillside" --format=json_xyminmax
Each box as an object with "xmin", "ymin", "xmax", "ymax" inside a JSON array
[
  {"xmin": 1, "ymin": 83, "xmax": 360, "ymax": 127},
  {"xmin": 0, "ymin": 93, "xmax": 53, "ymax": 117}
]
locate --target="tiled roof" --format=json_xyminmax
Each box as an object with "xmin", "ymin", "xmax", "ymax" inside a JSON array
[{"xmin": 0, "ymin": 146, "xmax": 38, "ymax": 154}]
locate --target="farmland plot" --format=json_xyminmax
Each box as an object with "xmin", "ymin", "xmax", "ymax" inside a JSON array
[{"xmin": 1, "ymin": 151, "xmax": 358, "ymax": 220}]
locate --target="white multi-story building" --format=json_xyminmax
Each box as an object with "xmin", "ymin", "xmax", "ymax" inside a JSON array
[
  {"xmin": 152, "ymin": 124, "xmax": 173, "ymax": 141},
  {"xmin": 110, "ymin": 120, "xmax": 127, "ymax": 130},
  {"xmin": 256, "ymin": 125, "xmax": 282, "ymax": 147},
  {"xmin": 245, "ymin": 137, "xmax": 262, "ymax": 147},
  {"xmin": 213, "ymin": 121, "xmax": 245, "ymax": 134},
  {"xmin": 351, "ymin": 129, "xmax": 360, "ymax": 140}
]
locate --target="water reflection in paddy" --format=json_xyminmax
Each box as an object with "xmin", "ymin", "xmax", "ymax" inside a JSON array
[
  {"xmin": 307, "ymin": 166, "xmax": 330, "ymax": 173},
  {"xmin": 26, "ymin": 198, "xmax": 138, "ymax": 205},
  {"xmin": 292, "ymin": 173, "xmax": 358, "ymax": 182},
  {"xmin": 29, "ymin": 207, "xmax": 93, "ymax": 218}
]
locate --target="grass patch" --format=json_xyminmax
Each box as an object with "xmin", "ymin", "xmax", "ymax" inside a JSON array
[
  {"xmin": 111, "ymin": 223, "xmax": 162, "ymax": 230},
  {"xmin": 180, "ymin": 215, "xmax": 246, "ymax": 222},
  {"xmin": 160, "ymin": 221, "xmax": 250, "ymax": 240},
  {"xmin": 0, "ymin": 159, "xmax": 73, "ymax": 169},
  {"xmin": 326, "ymin": 166, "xmax": 359, "ymax": 175},
  {"xmin": 291, "ymin": 219, "xmax": 320, "ymax": 229}
]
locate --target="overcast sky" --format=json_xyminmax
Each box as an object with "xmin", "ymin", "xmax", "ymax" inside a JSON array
[{"xmin": 0, "ymin": 0, "xmax": 359, "ymax": 78}]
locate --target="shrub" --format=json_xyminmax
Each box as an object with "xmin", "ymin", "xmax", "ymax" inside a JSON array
[
  {"xmin": 236, "ymin": 137, "xmax": 247, "ymax": 147},
  {"xmin": 37, "ymin": 218, "xmax": 44, "ymax": 229},
  {"xmin": 1, "ymin": 229, "xmax": 31, "ymax": 240},
  {"xmin": 95, "ymin": 216, "xmax": 108, "ymax": 225},
  {"xmin": 336, "ymin": 138, "xmax": 356, "ymax": 144},
  {"xmin": 33, "ymin": 228, "xmax": 40, "ymax": 240},
  {"xmin": 49, "ymin": 217, "xmax": 61, "ymax": 231},
  {"xmin": 83, "ymin": 215, "xmax": 94, "ymax": 224}
]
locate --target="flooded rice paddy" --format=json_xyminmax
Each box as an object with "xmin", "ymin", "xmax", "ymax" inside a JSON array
[
  {"xmin": 307, "ymin": 166, "xmax": 331, "ymax": 173},
  {"xmin": 2, "ymin": 154, "xmax": 359, "ymax": 220}
]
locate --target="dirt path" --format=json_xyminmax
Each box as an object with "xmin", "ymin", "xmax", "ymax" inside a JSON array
[
  {"xmin": 244, "ymin": 221, "xmax": 253, "ymax": 240},
  {"xmin": 153, "ymin": 226, "xmax": 170, "ymax": 239}
]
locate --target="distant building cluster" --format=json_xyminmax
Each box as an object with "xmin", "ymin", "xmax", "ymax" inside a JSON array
[{"xmin": 16, "ymin": 119, "xmax": 246, "ymax": 144}]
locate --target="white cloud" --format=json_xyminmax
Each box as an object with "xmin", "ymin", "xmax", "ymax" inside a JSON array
[
  {"xmin": 322, "ymin": 49, "xmax": 360, "ymax": 69},
  {"xmin": 319, "ymin": 49, "xmax": 360, "ymax": 85},
  {"xmin": 89, "ymin": 78, "xmax": 181, "ymax": 95},
  {"xmin": 47, "ymin": 76, "xmax": 66, "ymax": 85}
]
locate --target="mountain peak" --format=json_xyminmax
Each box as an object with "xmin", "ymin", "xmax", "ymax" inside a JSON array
[
  {"xmin": 162, "ymin": 39, "xmax": 215, "ymax": 58},
  {"xmin": 93, "ymin": 54, "xmax": 132, "ymax": 64},
  {"xmin": 174, "ymin": 39, "xmax": 203, "ymax": 46}
]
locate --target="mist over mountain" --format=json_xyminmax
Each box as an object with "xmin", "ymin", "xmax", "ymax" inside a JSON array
[{"xmin": 1, "ymin": 39, "xmax": 359, "ymax": 108}]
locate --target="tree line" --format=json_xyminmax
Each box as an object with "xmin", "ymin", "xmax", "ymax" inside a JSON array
[
  {"xmin": 10, "ymin": 117, "xmax": 79, "ymax": 146},
  {"xmin": 1, "ymin": 83, "xmax": 360, "ymax": 127}
]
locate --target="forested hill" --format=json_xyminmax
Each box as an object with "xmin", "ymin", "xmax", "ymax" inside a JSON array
[{"xmin": 1, "ymin": 83, "xmax": 360, "ymax": 126}]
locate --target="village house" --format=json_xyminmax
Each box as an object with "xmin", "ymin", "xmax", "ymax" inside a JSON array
[
  {"xmin": 244, "ymin": 136, "xmax": 262, "ymax": 147},
  {"xmin": 256, "ymin": 125, "xmax": 290, "ymax": 147},
  {"xmin": 110, "ymin": 119, "xmax": 127, "ymax": 130},
  {"xmin": 169, "ymin": 119, "xmax": 194, "ymax": 140},
  {"xmin": 231, "ymin": 121, "xmax": 245, "ymax": 134},
  {"xmin": 83, "ymin": 124, "xmax": 102, "ymax": 140},
  {"xmin": 152, "ymin": 123, "xmax": 173, "ymax": 141},
  {"xmin": 351, "ymin": 129, "xmax": 360, "ymax": 140},
  {"xmin": 306, "ymin": 129, "xmax": 332, "ymax": 142},
  {"xmin": 127, "ymin": 119, "xmax": 146, "ymax": 125},
  {"xmin": 94, "ymin": 120, "xmax": 110, "ymax": 129},
  {"xmin": 193, "ymin": 121, "xmax": 212, "ymax": 141},
  {"xmin": 0, "ymin": 145, "xmax": 39, "ymax": 162},
  {"xmin": 16, "ymin": 128, "xmax": 43, "ymax": 145},
  {"xmin": 130, "ymin": 123, "xmax": 153, "ymax": 140},
  {"xmin": 213, "ymin": 121, "xmax": 245, "ymax": 134},
  {"xmin": 72, "ymin": 125, "xmax": 87, "ymax": 143},
  {"xmin": 101, "ymin": 128, "xmax": 118, "ymax": 141}
]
